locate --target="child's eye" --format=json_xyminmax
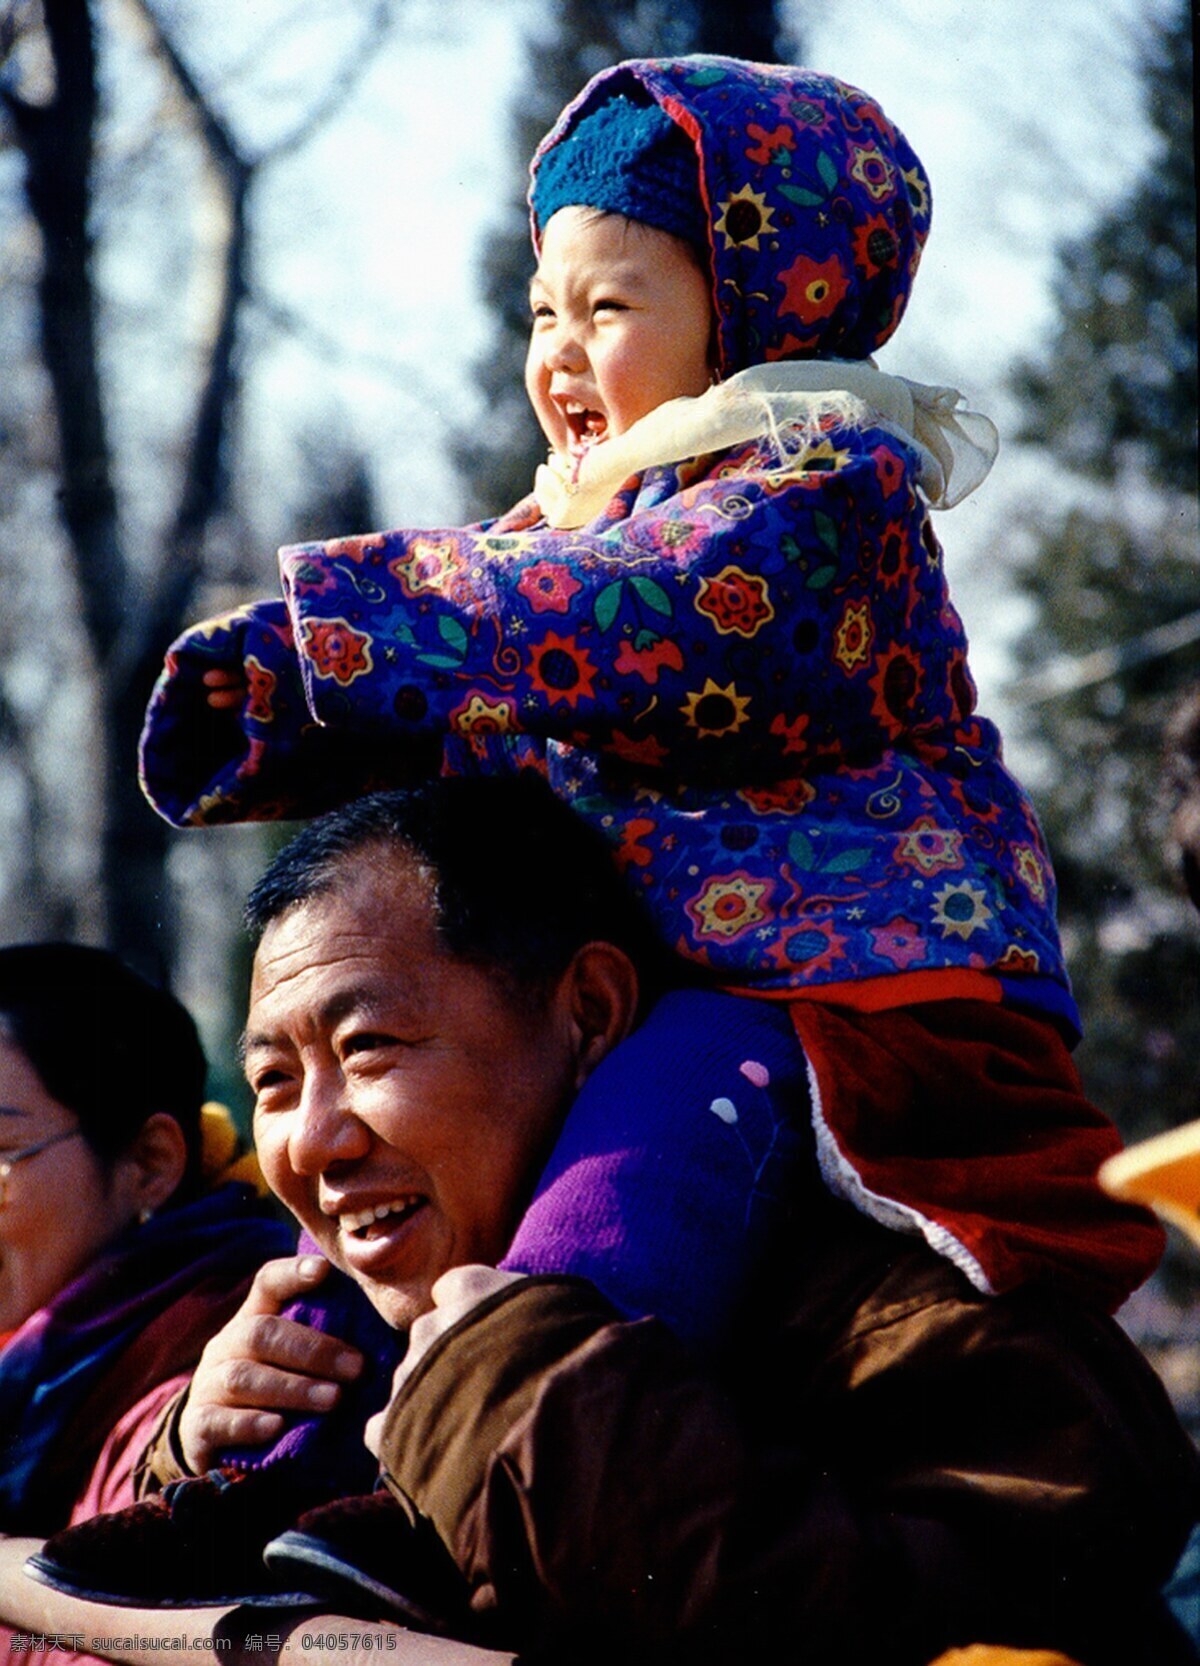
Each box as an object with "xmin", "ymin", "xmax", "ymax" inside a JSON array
[
  {"xmin": 530, "ymin": 302, "xmax": 555, "ymax": 322},
  {"xmin": 593, "ymin": 298, "xmax": 627, "ymax": 315}
]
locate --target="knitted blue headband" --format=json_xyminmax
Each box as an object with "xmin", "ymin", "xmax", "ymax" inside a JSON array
[{"xmin": 531, "ymin": 94, "xmax": 708, "ymax": 253}]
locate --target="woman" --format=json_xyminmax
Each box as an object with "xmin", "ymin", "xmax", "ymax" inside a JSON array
[{"xmin": 0, "ymin": 943, "xmax": 292, "ymax": 1543}]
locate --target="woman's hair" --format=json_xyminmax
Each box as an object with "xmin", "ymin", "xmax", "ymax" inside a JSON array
[{"xmin": 0, "ymin": 943, "xmax": 205, "ymax": 1192}]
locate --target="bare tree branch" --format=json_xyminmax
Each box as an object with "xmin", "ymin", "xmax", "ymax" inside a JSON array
[
  {"xmin": 254, "ymin": 287, "xmax": 441, "ymax": 408},
  {"xmin": 261, "ymin": 0, "xmax": 395, "ymax": 163},
  {"xmin": 5, "ymin": 0, "xmax": 126, "ymax": 664},
  {"xmin": 120, "ymin": 0, "xmax": 252, "ymax": 674}
]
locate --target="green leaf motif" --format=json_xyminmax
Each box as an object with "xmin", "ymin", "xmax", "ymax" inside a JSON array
[
  {"xmin": 814, "ymin": 511, "xmax": 839, "ymax": 551},
  {"xmin": 806, "ymin": 564, "xmax": 837, "ymax": 589},
  {"xmin": 630, "ymin": 575, "xmax": 673, "ymax": 617},
  {"xmin": 778, "ymin": 183, "xmax": 824, "ymax": 207},
  {"xmin": 416, "ymin": 653, "xmax": 465, "ymax": 669},
  {"xmin": 594, "ymin": 580, "xmax": 624, "ymax": 633},
  {"xmin": 822, "ymin": 848, "xmax": 873, "ymax": 874},
  {"xmin": 816, "ymin": 149, "xmax": 840, "ymax": 192},
  {"xmin": 633, "ymin": 629, "xmax": 660, "ymax": 652},
  {"xmin": 438, "ymin": 616, "xmax": 468, "ymax": 657},
  {"xmin": 788, "ymin": 831, "xmax": 816, "ymax": 867}
]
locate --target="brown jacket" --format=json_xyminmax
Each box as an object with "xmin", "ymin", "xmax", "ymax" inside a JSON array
[{"xmin": 376, "ymin": 1191, "xmax": 1199, "ymax": 1666}]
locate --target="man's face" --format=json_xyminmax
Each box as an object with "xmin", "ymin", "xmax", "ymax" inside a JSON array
[
  {"xmin": 243, "ymin": 848, "xmax": 577, "ymax": 1330},
  {"xmin": 525, "ymin": 206, "xmax": 713, "ymax": 461}
]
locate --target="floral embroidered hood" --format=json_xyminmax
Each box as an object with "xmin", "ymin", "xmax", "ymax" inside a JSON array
[{"xmin": 530, "ymin": 55, "xmax": 931, "ymax": 374}]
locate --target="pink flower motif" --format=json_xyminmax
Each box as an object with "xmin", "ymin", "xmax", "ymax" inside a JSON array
[
  {"xmin": 517, "ymin": 560, "xmax": 583, "ymax": 615},
  {"xmin": 870, "ymin": 916, "xmax": 928, "ymax": 970},
  {"xmin": 739, "ymin": 1060, "xmax": 771, "ymax": 1088},
  {"xmin": 614, "ymin": 636, "xmax": 684, "ymax": 684},
  {"xmin": 872, "ymin": 445, "xmax": 906, "ymax": 498}
]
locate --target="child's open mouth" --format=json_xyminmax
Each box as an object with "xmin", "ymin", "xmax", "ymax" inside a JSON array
[{"xmin": 564, "ymin": 401, "xmax": 608, "ymax": 457}]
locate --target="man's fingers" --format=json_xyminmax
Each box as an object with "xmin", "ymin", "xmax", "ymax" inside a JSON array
[
  {"xmin": 177, "ymin": 1253, "xmax": 364, "ymax": 1476},
  {"xmin": 213, "ymin": 1355, "xmax": 346, "ymax": 1413},
  {"xmin": 230, "ymin": 1312, "xmax": 363, "ymax": 1384},
  {"xmin": 182, "ymin": 1406, "xmax": 286, "ymax": 1470},
  {"xmin": 240, "ymin": 1254, "xmax": 333, "ymax": 1317}
]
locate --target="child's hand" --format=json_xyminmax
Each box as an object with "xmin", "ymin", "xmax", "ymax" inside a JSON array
[
  {"xmin": 179, "ymin": 1254, "xmax": 364, "ymax": 1476},
  {"xmin": 363, "ymin": 1265, "xmax": 522, "ymax": 1457},
  {"xmin": 202, "ymin": 667, "xmax": 247, "ymax": 711}
]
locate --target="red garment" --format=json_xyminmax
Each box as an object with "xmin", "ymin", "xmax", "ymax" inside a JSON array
[
  {"xmin": 0, "ymin": 1376, "xmax": 187, "ymax": 1666},
  {"xmin": 788, "ymin": 997, "xmax": 1164, "ymax": 1311}
]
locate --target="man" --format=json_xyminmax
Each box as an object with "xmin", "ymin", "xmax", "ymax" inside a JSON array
[{"xmin": 29, "ymin": 777, "xmax": 1200, "ymax": 1664}]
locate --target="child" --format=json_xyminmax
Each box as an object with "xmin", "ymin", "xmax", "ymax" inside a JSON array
[{"xmin": 44, "ymin": 52, "xmax": 1161, "ymax": 1611}]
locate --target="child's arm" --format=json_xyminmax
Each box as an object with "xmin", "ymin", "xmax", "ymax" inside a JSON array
[
  {"xmin": 139, "ymin": 600, "xmax": 443, "ymax": 826},
  {"xmin": 278, "ymin": 428, "xmax": 948, "ymax": 782}
]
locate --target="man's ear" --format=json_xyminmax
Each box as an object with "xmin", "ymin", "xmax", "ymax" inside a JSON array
[
  {"xmin": 557, "ymin": 942, "xmax": 641, "ymax": 1090},
  {"xmin": 114, "ymin": 1111, "xmax": 189, "ymax": 1217}
]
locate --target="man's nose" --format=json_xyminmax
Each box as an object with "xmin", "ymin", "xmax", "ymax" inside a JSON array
[{"xmin": 288, "ymin": 1068, "xmax": 368, "ymax": 1176}]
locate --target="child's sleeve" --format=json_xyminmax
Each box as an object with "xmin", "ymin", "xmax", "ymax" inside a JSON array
[
  {"xmin": 138, "ymin": 599, "xmax": 443, "ymax": 826},
  {"xmin": 278, "ymin": 435, "xmax": 936, "ymax": 782}
]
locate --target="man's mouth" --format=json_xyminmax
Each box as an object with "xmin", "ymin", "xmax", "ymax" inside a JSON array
[{"xmin": 338, "ymin": 1196, "xmax": 426, "ymax": 1242}]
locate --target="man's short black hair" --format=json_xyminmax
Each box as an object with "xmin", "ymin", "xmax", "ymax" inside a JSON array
[{"xmin": 244, "ymin": 774, "xmax": 675, "ymax": 1005}]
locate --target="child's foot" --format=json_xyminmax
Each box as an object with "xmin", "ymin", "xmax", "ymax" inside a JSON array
[
  {"xmin": 26, "ymin": 1467, "xmax": 330, "ymax": 1609},
  {"xmin": 263, "ymin": 1490, "xmax": 474, "ymax": 1634}
]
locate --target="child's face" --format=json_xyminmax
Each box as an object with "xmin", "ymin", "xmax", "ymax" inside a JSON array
[{"xmin": 526, "ymin": 207, "xmax": 713, "ymax": 460}]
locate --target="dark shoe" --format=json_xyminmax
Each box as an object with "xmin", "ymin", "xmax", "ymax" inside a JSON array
[
  {"xmin": 263, "ymin": 1490, "xmax": 473, "ymax": 1633},
  {"xmin": 26, "ymin": 1468, "xmax": 327, "ymax": 1608}
]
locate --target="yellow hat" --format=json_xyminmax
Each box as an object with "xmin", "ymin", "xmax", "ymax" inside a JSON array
[
  {"xmin": 1099, "ymin": 1119, "xmax": 1200, "ymax": 1250},
  {"xmin": 199, "ymin": 1101, "xmax": 269, "ymax": 1197}
]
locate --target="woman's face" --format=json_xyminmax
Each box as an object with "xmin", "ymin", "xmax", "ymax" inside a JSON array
[{"xmin": 0, "ymin": 1035, "xmax": 143, "ymax": 1332}]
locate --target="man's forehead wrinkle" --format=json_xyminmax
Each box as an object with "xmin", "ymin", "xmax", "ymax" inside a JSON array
[
  {"xmin": 240, "ymin": 972, "xmax": 426, "ymax": 1073},
  {"xmin": 248, "ymin": 926, "xmax": 437, "ymax": 1047}
]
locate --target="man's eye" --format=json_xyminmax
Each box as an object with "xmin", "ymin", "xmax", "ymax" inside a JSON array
[
  {"xmin": 343, "ymin": 1032, "xmax": 396, "ymax": 1056},
  {"xmin": 250, "ymin": 1067, "xmax": 290, "ymax": 1096}
]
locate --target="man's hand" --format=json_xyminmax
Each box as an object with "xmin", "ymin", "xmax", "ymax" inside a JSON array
[
  {"xmin": 364, "ymin": 1265, "xmax": 522, "ymax": 1457},
  {"xmin": 180, "ymin": 1255, "xmax": 364, "ymax": 1476}
]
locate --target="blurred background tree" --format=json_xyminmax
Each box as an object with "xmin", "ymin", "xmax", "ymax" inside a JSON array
[
  {"xmin": 0, "ymin": 0, "xmax": 394, "ymax": 990},
  {"xmin": 1006, "ymin": 0, "xmax": 1199, "ymax": 1148}
]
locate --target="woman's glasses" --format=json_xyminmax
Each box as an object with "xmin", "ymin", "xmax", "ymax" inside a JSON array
[{"xmin": 0, "ymin": 1128, "xmax": 83, "ymax": 1208}]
